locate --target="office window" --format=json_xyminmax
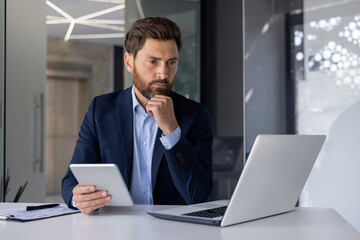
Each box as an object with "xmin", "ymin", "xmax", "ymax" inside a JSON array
[{"xmin": 294, "ymin": 0, "xmax": 360, "ymax": 232}]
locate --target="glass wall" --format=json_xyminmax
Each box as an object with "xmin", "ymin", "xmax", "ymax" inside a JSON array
[
  {"xmin": 0, "ymin": 0, "xmax": 4, "ymax": 201},
  {"xmin": 244, "ymin": 0, "xmax": 288, "ymax": 154},
  {"xmin": 297, "ymin": 0, "xmax": 360, "ymax": 232},
  {"xmin": 245, "ymin": 0, "xmax": 360, "ymax": 232}
]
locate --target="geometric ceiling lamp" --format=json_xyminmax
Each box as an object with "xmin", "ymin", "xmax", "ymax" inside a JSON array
[{"xmin": 46, "ymin": 0, "xmax": 125, "ymax": 41}]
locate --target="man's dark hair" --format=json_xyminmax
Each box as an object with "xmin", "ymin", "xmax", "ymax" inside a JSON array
[{"xmin": 124, "ymin": 17, "xmax": 182, "ymax": 58}]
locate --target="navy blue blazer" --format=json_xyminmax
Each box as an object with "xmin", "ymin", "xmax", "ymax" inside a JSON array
[{"xmin": 61, "ymin": 87, "xmax": 213, "ymax": 207}]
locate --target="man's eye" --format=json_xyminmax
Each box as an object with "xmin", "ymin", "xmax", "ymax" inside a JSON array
[{"xmin": 148, "ymin": 60, "xmax": 156, "ymax": 64}]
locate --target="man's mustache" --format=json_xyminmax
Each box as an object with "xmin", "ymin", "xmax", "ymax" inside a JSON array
[{"xmin": 150, "ymin": 79, "xmax": 169, "ymax": 85}]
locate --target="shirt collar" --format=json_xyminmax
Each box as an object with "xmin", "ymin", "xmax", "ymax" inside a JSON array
[{"xmin": 131, "ymin": 86, "xmax": 141, "ymax": 114}]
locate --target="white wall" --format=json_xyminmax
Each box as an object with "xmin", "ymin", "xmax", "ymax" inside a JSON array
[{"xmin": 6, "ymin": 0, "xmax": 46, "ymax": 202}]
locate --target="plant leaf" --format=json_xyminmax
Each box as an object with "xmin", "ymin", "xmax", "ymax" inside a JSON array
[{"xmin": 13, "ymin": 181, "xmax": 28, "ymax": 202}]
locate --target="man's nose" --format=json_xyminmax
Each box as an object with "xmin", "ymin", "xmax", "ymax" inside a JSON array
[{"xmin": 157, "ymin": 63, "xmax": 168, "ymax": 79}]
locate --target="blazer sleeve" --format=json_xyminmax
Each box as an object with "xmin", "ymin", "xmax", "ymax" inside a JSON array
[
  {"xmin": 163, "ymin": 107, "xmax": 214, "ymax": 204},
  {"xmin": 61, "ymin": 97, "xmax": 102, "ymax": 207}
]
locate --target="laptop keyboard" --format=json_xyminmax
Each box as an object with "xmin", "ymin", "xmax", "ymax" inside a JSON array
[{"xmin": 182, "ymin": 206, "xmax": 227, "ymax": 218}]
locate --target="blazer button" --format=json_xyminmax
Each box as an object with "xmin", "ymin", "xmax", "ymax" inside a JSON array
[{"xmin": 176, "ymin": 152, "xmax": 185, "ymax": 166}]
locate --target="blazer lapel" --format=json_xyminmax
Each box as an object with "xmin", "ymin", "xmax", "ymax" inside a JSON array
[
  {"xmin": 151, "ymin": 128, "xmax": 164, "ymax": 191},
  {"xmin": 116, "ymin": 90, "xmax": 133, "ymax": 189}
]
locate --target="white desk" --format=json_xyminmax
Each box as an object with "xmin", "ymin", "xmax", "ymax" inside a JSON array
[{"xmin": 0, "ymin": 203, "xmax": 359, "ymax": 240}]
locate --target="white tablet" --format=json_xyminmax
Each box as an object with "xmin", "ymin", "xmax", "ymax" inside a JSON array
[{"xmin": 70, "ymin": 163, "xmax": 134, "ymax": 206}]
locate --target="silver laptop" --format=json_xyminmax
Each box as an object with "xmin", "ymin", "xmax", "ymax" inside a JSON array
[{"xmin": 148, "ymin": 134, "xmax": 326, "ymax": 227}]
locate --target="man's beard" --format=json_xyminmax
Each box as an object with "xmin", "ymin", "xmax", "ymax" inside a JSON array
[{"xmin": 133, "ymin": 65, "xmax": 174, "ymax": 100}]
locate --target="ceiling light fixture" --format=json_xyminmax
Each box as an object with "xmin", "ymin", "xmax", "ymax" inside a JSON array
[
  {"xmin": 46, "ymin": 0, "xmax": 76, "ymax": 41},
  {"xmin": 82, "ymin": 19, "xmax": 125, "ymax": 24},
  {"xmin": 46, "ymin": 0, "xmax": 73, "ymax": 21},
  {"xmin": 46, "ymin": 15, "xmax": 71, "ymax": 24},
  {"xmin": 65, "ymin": 21, "xmax": 76, "ymax": 41},
  {"xmin": 76, "ymin": 5, "xmax": 125, "ymax": 22},
  {"xmin": 70, "ymin": 33, "xmax": 125, "ymax": 39},
  {"xmin": 46, "ymin": 17, "xmax": 124, "ymax": 25},
  {"xmin": 86, "ymin": 0, "xmax": 125, "ymax": 3},
  {"xmin": 78, "ymin": 22, "xmax": 125, "ymax": 31},
  {"xmin": 136, "ymin": 0, "xmax": 145, "ymax": 18},
  {"xmin": 46, "ymin": 0, "xmax": 125, "ymax": 41}
]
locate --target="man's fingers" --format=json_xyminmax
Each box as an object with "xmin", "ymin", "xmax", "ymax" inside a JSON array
[
  {"xmin": 80, "ymin": 201, "xmax": 110, "ymax": 214},
  {"xmin": 145, "ymin": 94, "xmax": 177, "ymax": 136},
  {"xmin": 146, "ymin": 103, "xmax": 161, "ymax": 111},
  {"xmin": 147, "ymin": 110, "xmax": 154, "ymax": 116},
  {"xmin": 73, "ymin": 190, "xmax": 108, "ymax": 202},
  {"xmin": 73, "ymin": 185, "xmax": 96, "ymax": 195},
  {"xmin": 149, "ymin": 96, "xmax": 171, "ymax": 103},
  {"xmin": 146, "ymin": 100, "xmax": 167, "ymax": 110},
  {"xmin": 76, "ymin": 195, "xmax": 111, "ymax": 213},
  {"xmin": 145, "ymin": 104, "xmax": 157, "ymax": 116},
  {"xmin": 148, "ymin": 98, "xmax": 166, "ymax": 103},
  {"xmin": 152, "ymin": 95, "xmax": 170, "ymax": 99},
  {"xmin": 72, "ymin": 185, "xmax": 112, "ymax": 214}
]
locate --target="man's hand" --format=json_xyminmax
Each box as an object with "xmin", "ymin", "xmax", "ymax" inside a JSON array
[
  {"xmin": 72, "ymin": 184, "xmax": 111, "ymax": 214},
  {"xmin": 146, "ymin": 95, "xmax": 178, "ymax": 136}
]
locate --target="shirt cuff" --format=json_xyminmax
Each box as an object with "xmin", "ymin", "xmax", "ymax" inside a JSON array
[
  {"xmin": 71, "ymin": 196, "xmax": 77, "ymax": 208},
  {"xmin": 160, "ymin": 126, "xmax": 181, "ymax": 150}
]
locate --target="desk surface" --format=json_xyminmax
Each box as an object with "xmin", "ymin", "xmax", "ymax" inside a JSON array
[{"xmin": 0, "ymin": 203, "xmax": 359, "ymax": 240}]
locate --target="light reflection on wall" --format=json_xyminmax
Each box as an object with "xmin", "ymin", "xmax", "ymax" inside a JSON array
[
  {"xmin": 339, "ymin": 15, "xmax": 360, "ymax": 47},
  {"xmin": 295, "ymin": 15, "xmax": 360, "ymax": 90},
  {"xmin": 308, "ymin": 42, "xmax": 360, "ymax": 88},
  {"xmin": 309, "ymin": 17, "xmax": 341, "ymax": 32}
]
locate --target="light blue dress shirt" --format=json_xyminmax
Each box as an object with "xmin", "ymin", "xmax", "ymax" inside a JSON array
[
  {"xmin": 71, "ymin": 87, "xmax": 181, "ymax": 208},
  {"xmin": 130, "ymin": 86, "xmax": 181, "ymax": 204}
]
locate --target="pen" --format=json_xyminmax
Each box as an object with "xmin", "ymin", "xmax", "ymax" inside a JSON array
[
  {"xmin": 26, "ymin": 203, "xmax": 60, "ymax": 211},
  {"xmin": 0, "ymin": 215, "xmax": 9, "ymax": 220}
]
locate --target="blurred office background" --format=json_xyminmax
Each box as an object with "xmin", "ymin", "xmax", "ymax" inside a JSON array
[{"xmin": 1, "ymin": 0, "xmax": 360, "ymax": 232}]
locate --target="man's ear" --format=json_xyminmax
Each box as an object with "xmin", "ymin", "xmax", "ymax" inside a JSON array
[{"xmin": 124, "ymin": 52, "xmax": 134, "ymax": 73}]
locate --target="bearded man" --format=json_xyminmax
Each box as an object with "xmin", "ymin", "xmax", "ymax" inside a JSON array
[{"xmin": 61, "ymin": 17, "xmax": 213, "ymax": 214}]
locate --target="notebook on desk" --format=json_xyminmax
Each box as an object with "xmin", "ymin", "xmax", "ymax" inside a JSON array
[
  {"xmin": 0, "ymin": 204, "xmax": 80, "ymax": 222},
  {"xmin": 148, "ymin": 134, "xmax": 326, "ymax": 227}
]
